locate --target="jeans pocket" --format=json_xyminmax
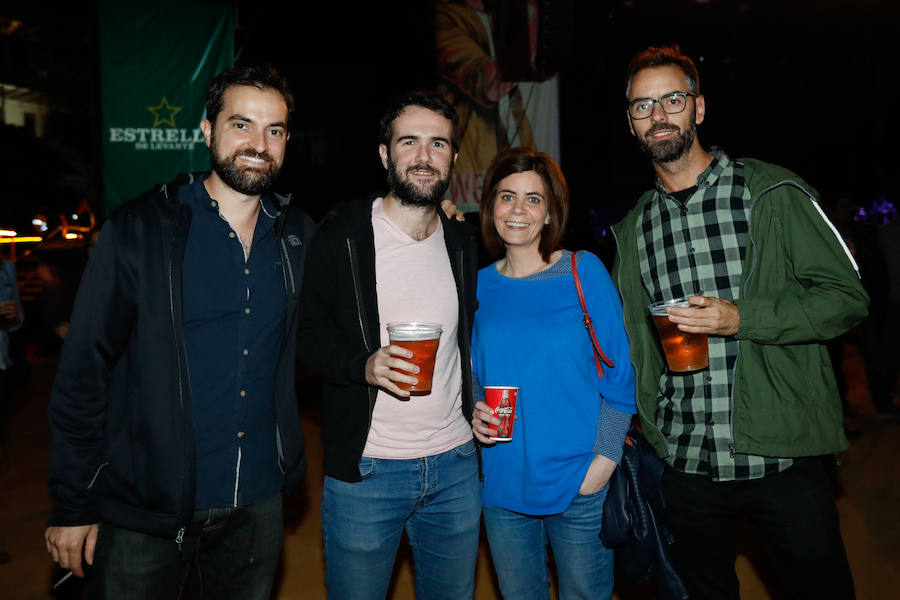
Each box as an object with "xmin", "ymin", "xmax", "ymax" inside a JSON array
[
  {"xmin": 358, "ymin": 456, "xmax": 377, "ymax": 478},
  {"xmin": 452, "ymin": 438, "xmax": 477, "ymax": 458},
  {"xmin": 577, "ymin": 483, "xmax": 609, "ymax": 498}
]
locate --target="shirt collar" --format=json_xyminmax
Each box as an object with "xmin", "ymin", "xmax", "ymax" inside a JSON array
[
  {"xmin": 654, "ymin": 146, "xmax": 731, "ymax": 198},
  {"xmin": 185, "ymin": 174, "xmax": 278, "ymax": 219}
]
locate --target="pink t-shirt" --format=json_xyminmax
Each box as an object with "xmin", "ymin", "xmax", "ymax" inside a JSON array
[{"xmin": 363, "ymin": 198, "xmax": 472, "ymax": 459}]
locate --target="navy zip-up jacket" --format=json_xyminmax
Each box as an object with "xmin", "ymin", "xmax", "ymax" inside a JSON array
[{"xmin": 47, "ymin": 173, "xmax": 315, "ymax": 538}]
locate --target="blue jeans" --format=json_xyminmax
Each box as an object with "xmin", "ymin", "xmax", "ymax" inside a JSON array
[
  {"xmin": 88, "ymin": 492, "xmax": 283, "ymax": 600},
  {"xmin": 321, "ymin": 439, "xmax": 481, "ymax": 599},
  {"xmin": 482, "ymin": 487, "xmax": 613, "ymax": 600}
]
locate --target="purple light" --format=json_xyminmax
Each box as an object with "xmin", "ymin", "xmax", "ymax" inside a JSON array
[{"xmin": 852, "ymin": 195, "xmax": 897, "ymax": 224}]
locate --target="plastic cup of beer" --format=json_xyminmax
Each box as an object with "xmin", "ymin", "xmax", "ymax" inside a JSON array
[
  {"xmin": 387, "ymin": 322, "xmax": 442, "ymax": 395},
  {"xmin": 484, "ymin": 386, "xmax": 518, "ymax": 441},
  {"xmin": 648, "ymin": 298, "xmax": 709, "ymax": 372}
]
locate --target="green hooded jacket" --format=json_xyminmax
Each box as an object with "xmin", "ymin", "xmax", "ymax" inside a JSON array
[{"xmin": 612, "ymin": 157, "xmax": 869, "ymax": 460}]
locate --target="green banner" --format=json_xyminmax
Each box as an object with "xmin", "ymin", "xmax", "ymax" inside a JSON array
[{"xmin": 99, "ymin": 0, "xmax": 234, "ymax": 215}]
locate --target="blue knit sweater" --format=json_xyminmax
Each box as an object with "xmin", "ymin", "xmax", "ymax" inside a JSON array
[{"xmin": 473, "ymin": 250, "xmax": 636, "ymax": 514}]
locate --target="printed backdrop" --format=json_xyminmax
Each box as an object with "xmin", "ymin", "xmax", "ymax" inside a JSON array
[
  {"xmin": 99, "ymin": 0, "xmax": 234, "ymax": 215},
  {"xmin": 436, "ymin": 0, "xmax": 560, "ymax": 212}
]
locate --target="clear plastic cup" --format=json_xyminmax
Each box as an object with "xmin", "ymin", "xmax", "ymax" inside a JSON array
[
  {"xmin": 648, "ymin": 298, "xmax": 709, "ymax": 372},
  {"xmin": 387, "ymin": 322, "xmax": 442, "ymax": 394}
]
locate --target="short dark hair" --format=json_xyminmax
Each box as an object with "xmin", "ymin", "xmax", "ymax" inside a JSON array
[
  {"xmin": 625, "ymin": 45, "xmax": 700, "ymax": 98},
  {"xmin": 479, "ymin": 147, "xmax": 568, "ymax": 263},
  {"xmin": 205, "ymin": 64, "xmax": 294, "ymax": 126},
  {"xmin": 379, "ymin": 90, "xmax": 460, "ymax": 153}
]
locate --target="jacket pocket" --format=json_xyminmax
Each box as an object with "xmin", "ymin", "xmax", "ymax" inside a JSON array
[{"xmin": 755, "ymin": 343, "xmax": 826, "ymax": 407}]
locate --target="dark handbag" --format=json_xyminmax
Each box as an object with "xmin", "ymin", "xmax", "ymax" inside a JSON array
[
  {"xmin": 570, "ymin": 253, "xmax": 689, "ymax": 598},
  {"xmin": 600, "ymin": 427, "xmax": 691, "ymax": 600}
]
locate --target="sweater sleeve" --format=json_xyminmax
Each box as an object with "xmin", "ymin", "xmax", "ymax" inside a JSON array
[{"xmin": 593, "ymin": 398, "xmax": 632, "ymax": 464}]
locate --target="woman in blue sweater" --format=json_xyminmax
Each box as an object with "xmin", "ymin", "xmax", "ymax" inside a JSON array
[{"xmin": 472, "ymin": 147, "xmax": 636, "ymax": 599}]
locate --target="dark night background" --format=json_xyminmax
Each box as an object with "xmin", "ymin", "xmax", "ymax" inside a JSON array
[{"xmin": 2, "ymin": 0, "xmax": 897, "ymax": 241}]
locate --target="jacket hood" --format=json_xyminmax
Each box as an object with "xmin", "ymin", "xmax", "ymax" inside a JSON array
[{"xmin": 739, "ymin": 158, "xmax": 820, "ymax": 203}]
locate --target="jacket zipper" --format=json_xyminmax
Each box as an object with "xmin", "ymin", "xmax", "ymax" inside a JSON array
[
  {"xmin": 453, "ymin": 248, "xmax": 471, "ymax": 364},
  {"xmin": 731, "ymin": 202, "xmax": 756, "ymax": 457},
  {"xmin": 279, "ymin": 238, "xmax": 297, "ymax": 295},
  {"xmin": 346, "ymin": 238, "xmax": 373, "ymax": 352},
  {"xmin": 453, "ymin": 246, "xmax": 483, "ymax": 482},
  {"xmin": 610, "ymin": 226, "xmax": 662, "ymax": 446},
  {"xmin": 168, "ymin": 229, "xmax": 191, "ymax": 545},
  {"xmin": 273, "ymin": 235, "xmax": 295, "ymax": 476},
  {"xmin": 346, "ymin": 238, "xmax": 377, "ymax": 433}
]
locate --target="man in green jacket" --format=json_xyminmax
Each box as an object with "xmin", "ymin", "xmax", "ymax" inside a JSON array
[{"xmin": 612, "ymin": 45, "xmax": 867, "ymax": 600}]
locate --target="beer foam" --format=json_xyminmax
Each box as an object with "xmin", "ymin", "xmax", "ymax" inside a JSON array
[{"xmin": 386, "ymin": 322, "xmax": 442, "ymax": 340}]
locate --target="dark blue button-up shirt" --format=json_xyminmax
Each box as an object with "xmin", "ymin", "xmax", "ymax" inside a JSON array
[{"xmin": 181, "ymin": 176, "xmax": 285, "ymax": 509}]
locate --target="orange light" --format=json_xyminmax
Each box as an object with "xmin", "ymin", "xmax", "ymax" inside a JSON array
[
  {"xmin": 64, "ymin": 233, "xmax": 82, "ymax": 240},
  {"xmin": 0, "ymin": 236, "xmax": 43, "ymax": 243}
]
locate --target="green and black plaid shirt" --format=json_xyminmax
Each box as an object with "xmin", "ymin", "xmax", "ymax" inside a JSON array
[{"xmin": 637, "ymin": 148, "xmax": 793, "ymax": 481}]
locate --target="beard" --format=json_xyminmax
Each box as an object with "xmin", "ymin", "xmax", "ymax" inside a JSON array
[
  {"xmin": 209, "ymin": 132, "xmax": 281, "ymax": 195},
  {"xmin": 636, "ymin": 111, "xmax": 697, "ymax": 164},
  {"xmin": 386, "ymin": 152, "xmax": 452, "ymax": 208}
]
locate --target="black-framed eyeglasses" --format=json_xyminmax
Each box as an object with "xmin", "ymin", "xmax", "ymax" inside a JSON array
[{"xmin": 626, "ymin": 92, "xmax": 697, "ymax": 120}]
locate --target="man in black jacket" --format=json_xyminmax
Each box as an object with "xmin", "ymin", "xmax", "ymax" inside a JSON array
[
  {"xmin": 297, "ymin": 91, "xmax": 481, "ymax": 599},
  {"xmin": 44, "ymin": 65, "xmax": 315, "ymax": 599}
]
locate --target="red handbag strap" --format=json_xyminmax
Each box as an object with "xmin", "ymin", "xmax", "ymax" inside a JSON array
[{"xmin": 571, "ymin": 251, "xmax": 615, "ymax": 378}]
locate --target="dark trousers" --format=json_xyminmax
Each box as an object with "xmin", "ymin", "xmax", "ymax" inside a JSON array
[
  {"xmin": 89, "ymin": 492, "xmax": 283, "ymax": 600},
  {"xmin": 661, "ymin": 458, "xmax": 854, "ymax": 600}
]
